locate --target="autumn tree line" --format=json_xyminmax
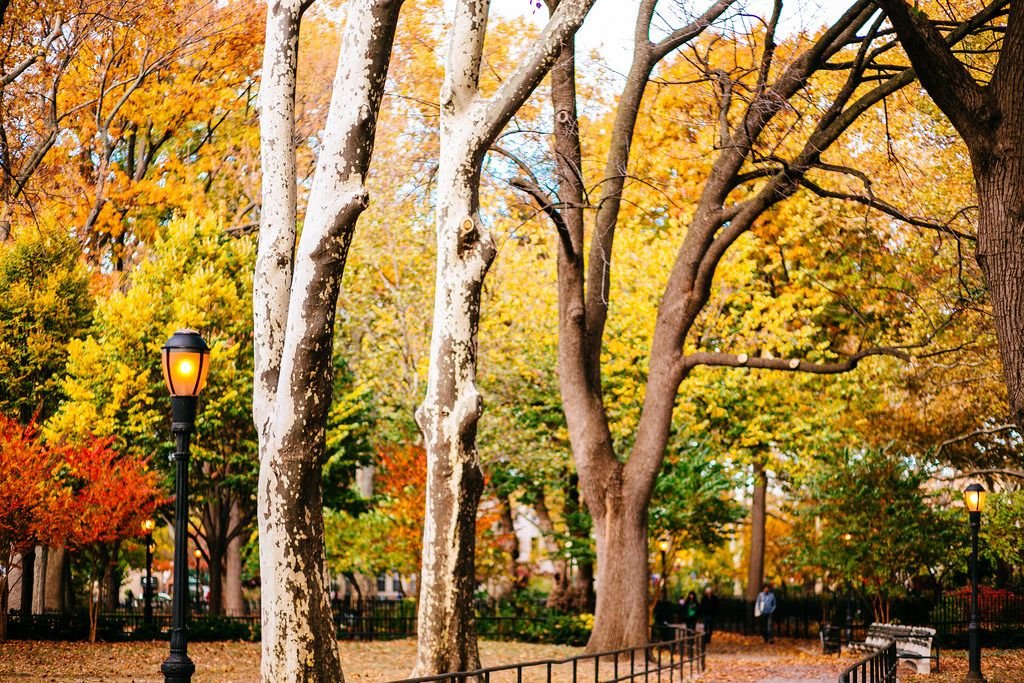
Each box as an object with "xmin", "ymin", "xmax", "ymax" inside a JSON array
[{"xmin": 2, "ymin": 0, "xmax": 1023, "ymax": 679}]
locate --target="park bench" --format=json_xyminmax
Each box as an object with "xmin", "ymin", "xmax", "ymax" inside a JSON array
[{"xmin": 847, "ymin": 623, "xmax": 938, "ymax": 674}]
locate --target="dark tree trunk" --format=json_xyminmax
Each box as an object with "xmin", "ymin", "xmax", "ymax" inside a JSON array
[
  {"xmin": 19, "ymin": 547, "xmax": 34, "ymax": 614},
  {"xmin": 873, "ymin": 0, "xmax": 1024, "ymax": 423},
  {"xmin": 746, "ymin": 462, "xmax": 767, "ymax": 601},
  {"xmin": 975, "ymin": 156, "xmax": 1024, "ymax": 425}
]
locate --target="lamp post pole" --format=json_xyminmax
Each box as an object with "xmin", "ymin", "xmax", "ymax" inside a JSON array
[
  {"xmin": 159, "ymin": 328, "xmax": 210, "ymax": 683},
  {"xmin": 194, "ymin": 549, "xmax": 202, "ymax": 614},
  {"xmin": 661, "ymin": 548, "xmax": 668, "ymax": 600},
  {"xmin": 963, "ymin": 482, "xmax": 986, "ymax": 683},
  {"xmin": 144, "ymin": 530, "xmax": 154, "ymax": 630},
  {"xmin": 162, "ymin": 405, "xmax": 196, "ymax": 683},
  {"xmin": 965, "ymin": 509, "xmax": 984, "ymax": 682}
]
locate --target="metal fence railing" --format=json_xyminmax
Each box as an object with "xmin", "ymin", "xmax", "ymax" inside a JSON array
[
  {"xmin": 838, "ymin": 640, "xmax": 897, "ymax": 683},
  {"xmin": 387, "ymin": 631, "xmax": 705, "ymax": 683}
]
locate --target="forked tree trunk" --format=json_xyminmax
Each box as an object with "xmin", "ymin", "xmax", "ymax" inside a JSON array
[
  {"xmin": 745, "ymin": 462, "xmax": 767, "ymax": 601},
  {"xmin": 587, "ymin": 491, "xmax": 650, "ymax": 651},
  {"xmin": 414, "ymin": 167, "xmax": 492, "ymax": 675},
  {"xmin": 519, "ymin": 0, "xmax": 903, "ymax": 654},
  {"xmin": 412, "ymin": 0, "xmax": 596, "ymax": 673},
  {"xmin": 255, "ymin": 0, "xmax": 404, "ymax": 679}
]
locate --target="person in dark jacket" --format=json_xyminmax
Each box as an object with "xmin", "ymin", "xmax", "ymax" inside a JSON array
[
  {"xmin": 697, "ymin": 586, "xmax": 719, "ymax": 643},
  {"xmin": 680, "ymin": 590, "xmax": 699, "ymax": 632}
]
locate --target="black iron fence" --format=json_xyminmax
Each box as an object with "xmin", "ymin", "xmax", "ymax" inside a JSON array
[
  {"xmin": 5, "ymin": 591, "xmax": 1023, "ymax": 647},
  {"xmin": 838, "ymin": 640, "xmax": 897, "ymax": 683},
  {"xmin": 707, "ymin": 592, "xmax": 1024, "ymax": 648},
  {"xmin": 388, "ymin": 630, "xmax": 705, "ymax": 683}
]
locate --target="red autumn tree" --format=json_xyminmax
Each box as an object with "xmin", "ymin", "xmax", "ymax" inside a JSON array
[
  {"xmin": 0, "ymin": 416, "xmax": 52, "ymax": 642},
  {"xmin": 41, "ymin": 437, "xmax": 161, "ymax": 642}
]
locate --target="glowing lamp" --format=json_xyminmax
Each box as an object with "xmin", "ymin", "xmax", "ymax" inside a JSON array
[
  {"xmin": 161, "ymin": 329, "xmax": 211, "ymax": 397},
  {"xmin": 964, "ymin": 483, "xmax": 986, "ymax": 514},
  {"xmin": 658, "ymin": 538, "xmax": 670, "ymax": 553}
]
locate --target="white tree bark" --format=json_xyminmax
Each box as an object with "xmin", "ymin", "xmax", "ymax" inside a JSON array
[
  {"xmin": 255, "ymin": 0, "xmax": 404, "ymax": 680},
  {"xmin": 412, "ymin": 0, "xmax": 596, "ymax": 675}
]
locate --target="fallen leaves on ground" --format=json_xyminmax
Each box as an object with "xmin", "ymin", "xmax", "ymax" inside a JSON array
[{"xmin": 1, "ymin": 634, "xmax": 1021, "ymax": 683}]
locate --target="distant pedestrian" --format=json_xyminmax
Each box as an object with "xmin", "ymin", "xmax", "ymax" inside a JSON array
[
  {"xmin": 697, "ymin": 586, "xmax": 719, "ymax": 644},
  {"xmin": 754, "ymin": 583, "xmax": 777, "ymax": 643},
  {"xmin": 680, "ymin": 590, "xmax": 699, "ymax": 632}
]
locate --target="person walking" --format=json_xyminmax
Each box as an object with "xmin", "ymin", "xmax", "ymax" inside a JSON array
[
  {"xmin": 680, "ymin": 590, "xmax": 699, "ymax": 632},
  {"xmin": 754, "ymin": 583, "xmax": 777, "ymax": 643},
  {"xmin": 697, "ymin": 586, "xmax": 719, "ymax": 644}
]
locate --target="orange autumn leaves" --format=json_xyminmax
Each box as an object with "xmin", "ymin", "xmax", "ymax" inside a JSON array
[{"xmin": 0, "ymin": 415, "xmax": 161, "ymax": 563}]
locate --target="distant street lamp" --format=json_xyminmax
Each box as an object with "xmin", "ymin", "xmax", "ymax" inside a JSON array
[
  {"xmin": 963, "ymin": 483, "xmax": 987, "ymax": 683},
  {"xmin": 142, "ymin": 519, "xmax": 156, "ymax": 630},
  {"xmin": 193, "ymin": 549, "xmax": 203, "ymax": 613},
  {"xmin": 159, "ymin": 329, "xmax": 210, "ymax": 683},
  {"xmin": 658, "ymin": 538, "xmax": 670, "ymax": 600}
]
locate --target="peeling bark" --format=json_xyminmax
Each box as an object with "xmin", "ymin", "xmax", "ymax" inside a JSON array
[
  {"xmin": 255, "ymin": 0, "xmax": 404, "ymax": 680},
  {"xmin": 413, "ymin": 0, "xmax": 596, "ymax": 674}
]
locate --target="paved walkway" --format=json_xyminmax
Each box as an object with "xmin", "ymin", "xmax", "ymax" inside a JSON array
[{"xmin": 702, "ymin": 633, "xmax": 860, "ymax": 682}]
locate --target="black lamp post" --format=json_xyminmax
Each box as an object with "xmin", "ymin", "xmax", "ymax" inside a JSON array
[
  {"xmin": 159, "ymin": 329, "xmax": 210, "ymax": 683},
  {"xmin": 142, "ymin": 519, "xmax": 156, "ymax": 630},
  {"xmin": 658, "ymin": 538, "xmax": 670, "ymax": 600},
  {"xmin": 963, "ymin": 483, "xmax": 987, "ymax": 683},
  {"xmin": 193, "ymin": 549, "xmax": 203, "ymax": 613}
]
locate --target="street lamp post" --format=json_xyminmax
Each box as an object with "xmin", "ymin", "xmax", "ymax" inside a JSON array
[
  {"xmin": 658, "ymin": 538, "xmax": 670, "ymax": 601},
  {"xmin": 193, "ymin": 549, "xmax": 202, "ymax": 613},
  {"xmin": 159, "ymin": 329, "xmax": 210, "ymax": 683},
  {"xmin": 142, "ymin": 519, "xmax": 156, "ymax": 630},
  {"xmin": 963, "ymin": 483, "xmax": 987, "ymax": 683}
]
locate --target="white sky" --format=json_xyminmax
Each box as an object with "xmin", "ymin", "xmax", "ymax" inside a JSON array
[{"xmin": 493, "ymin": 0, "xmax": 863, "ymax": 74}]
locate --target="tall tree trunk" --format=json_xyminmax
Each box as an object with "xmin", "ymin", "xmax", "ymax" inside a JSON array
[
  {"xmin": 206, "ymin": 541, "xmax": 225, "ymax": 617},
  {"xmin": 32, "ymin": 546, "xmax": 46, "ymax": 614},
  {"xmin": 45, "ymin": 547, "xmax": 67, "ymax": 612},
  {"xmin": 254, "ymin": 1, "xmax": 404, "ymax": 679},
  {"xmin": 745, "ymin": 462, "xmax": 767, "ymax": 601},
  {"xmin": 224, "ymin": 502, "xmax": 245, "ymax": 615},
  {"xmin": 414, "ymin": 165, "xmax": 491, "ymax": 676},
  {"xmin": 0, "ymin": 573, "xmax": 7, "ymax": 642},
  {"xmin": 586, "ymin": 489, "xmax": 650, "ymax": 651},
  {"xmin": 412, "ymin": 0, "xmax": 596, "ymax": 673},
  {"xmin": 975, "ymin": 158, "xmax": 1024, "ymax": 424},
  {"xmin": 18, "ymin": 547, "xmax": 34, "ymax": 614}
]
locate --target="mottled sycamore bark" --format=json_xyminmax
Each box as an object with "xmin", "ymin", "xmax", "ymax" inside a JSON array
[
  {"xmin": 413, "ymin": 0, "xmax": 596, "ymax": 674},
  {"xmin": 254, "ymin": 0, "xmax": 403, "ymax": 680}
]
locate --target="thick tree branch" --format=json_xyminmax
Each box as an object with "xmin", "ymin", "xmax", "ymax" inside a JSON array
[
  {"xmin": 934, "ymin": 424, "xmax": 1018, "ymax": 459},
  {"xmin": 0, "ymin": 17, "xmax": 63, "ymax": 87},
  {"xmin": 682, "ymin": 346, "xmax": 911, "ymax": 374},
  {"xmin": 474, "ymin": 0, "xmax": 597, "ymax": 149},
  {"xmin": 874, "ymin": 0, "xmax": 1006, "ymax": 146},
  {"xmin": 799, "ymin": 175, "xmax": 977, "ymax": 242}
]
